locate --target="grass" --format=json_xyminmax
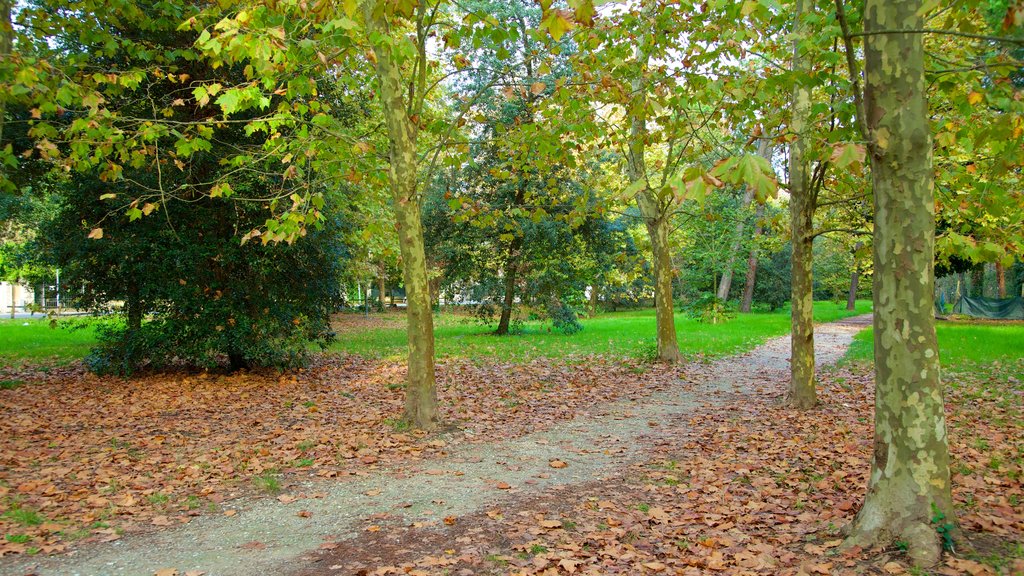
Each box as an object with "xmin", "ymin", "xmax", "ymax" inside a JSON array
[
  {"xmin": 844, "ymin": 320, "xmax": 1024, "ymax": 366},
  {"xmin": 0, "ymin": 317, "xmax": 100, "ymax": 366},
  {"xmin": 330, "ymin": 300, "xmax": 872, "ymax": 362},
  {"xmin": 0, "ymin": 301, "xmax": 872, "ymax": 367}
]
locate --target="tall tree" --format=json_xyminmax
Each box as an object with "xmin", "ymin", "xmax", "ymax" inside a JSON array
[
  {"xmin": 838, "ymin": 0, "xmax": 953, "ymax": 565},
  {"xmin": 360, "ymin": 0, "xmax": 440, "ymax": 428},
  {"xmin": 787, "ymin": 0, "xmax": 818, "ymax": 409}
]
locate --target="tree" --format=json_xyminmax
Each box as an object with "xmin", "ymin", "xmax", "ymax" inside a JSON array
[
  {"xmin": 19, "ymin": 3, "xmax": 353, "ymax": 374},
  {"xmin": 787, "ymin": 0, "xmax": 818, "ymax": 409},
  {"xmin": 838, "ymin": 0, "xmax": 953, "ymax": 565}
]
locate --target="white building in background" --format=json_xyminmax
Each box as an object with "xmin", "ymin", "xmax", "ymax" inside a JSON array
[{"xmin": 0, "ymin": 281, "xmax": 35, "ymax": 316}]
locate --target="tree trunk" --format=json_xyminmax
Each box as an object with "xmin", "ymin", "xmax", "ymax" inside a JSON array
[
  {"xmin": 847, "ymin": 241, "xmax": 864, "ymax": 310},
  {"xmin": 626, "ymin": 49, "xmax": 681, "ymax": 363},
  {"xmin": 378, "ymin": 274, "xmax": 386, "ymax": 310},
  {"xmin": 365, "ymin": 6, "xmax": 438, "ymax": 430},
  {"xmin": 787, "ymin": 0, "xmax": 816, "ymax": 410},
  {"xmin": 996, "ymin": 262, "xmax": 1006, "ymax": 298},
  {"xmin": 588, "ymin": 284, "xmax": 599, "ymax": 318},
  {"xmin": 495, "ymin": 249, "xmax": 519, "ymax": 335},
  {"xmin": 740, "ymin": 203, "xmax": 765, "ymax": 313},
  {"xmin": 717, "ymin": 140, "xmax": 770, "ymax": 302},
  {"xmin": 8, "ymin": 282, "xmax": 14, "ymax": 318},
  {"xmin": 126, "ymin": 281, "xmax": 143, "ymax": 332},
  {"xmin": 716, "ymin": 184, "xmax": 756, "ymax": 301},
  {"xmin": 646, "ymin": 215, "xmax": 682, "ymax": 362},
  {"xmin": 843, "ymin": 0, "xmax": 953, "ymax": 567}
]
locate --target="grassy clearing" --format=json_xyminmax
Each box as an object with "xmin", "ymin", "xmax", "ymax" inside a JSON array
[
  {"xmin": 844, "ymin": 320, "xmax": 1024, "ymax": 367},
  {"xmin": 331, "ymin": 300, "xmax": 872, "ymax": 362},
  {"xmin": 0, "ymin": 317, "xmax": 99, "ymax": 366},
  {"xmin": 1, "ymin": 301, "xmax": 872, "ymax": 366}
]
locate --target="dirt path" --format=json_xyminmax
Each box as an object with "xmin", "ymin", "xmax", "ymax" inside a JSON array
[{"xmin": 6, "ymin": 315, "xmax": 871, "ymax": 576}]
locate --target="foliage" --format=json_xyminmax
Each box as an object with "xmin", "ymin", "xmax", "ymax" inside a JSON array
[{"xmin": 683, "ymin": 293, "xmax": 737, "ymax": 325}]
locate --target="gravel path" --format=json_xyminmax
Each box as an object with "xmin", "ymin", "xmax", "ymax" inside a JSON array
[{"xmin": 4, "ymin": 315, "xmax": 871, "ymax": 576}]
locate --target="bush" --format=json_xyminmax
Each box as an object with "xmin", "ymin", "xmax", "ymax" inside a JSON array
[
  {"xmin": 685, "ymin": 293, "xmax": 737, "ymax": 324},
  {"xmin": 547, "ymin": 300, "xmax": 583, "ymax": 335}
]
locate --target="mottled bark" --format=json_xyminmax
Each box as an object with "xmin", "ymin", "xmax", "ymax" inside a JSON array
[
  {"xmin": 842, "ymin": 0, "xmax": 953, "ymax": 566},
  {"xmin": 787, "ymin": 0, "xmax": 816, "ymax": 410},
  {"xmin": 847, "ymin": 241, "xmax": 864, "ymax": 310},
  {"xmin": 377, "ymin": 275, "xmax": 386, "ymax": 309},
  {"xmin": 740, "ymin": 203, "xmax": 765, "ymax": 313},
  {"xmin": 627, "ymin": 51, "xmax": 681, "ymax": 363},
  {"xmin": 996, "ymin": 262, "xmax": 1006, "ymax": 298},
  {"xmin": 588, "ymin": 284, "xmax": 599, "ymax": 318},
  {"xmin": 365, "ymin": 4, "xmax": 438, "ymax": 429}
]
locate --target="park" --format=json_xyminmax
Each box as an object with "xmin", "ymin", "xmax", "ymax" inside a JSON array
[{"xmin": 0, "ymin": 0, "xmax": 1023, "ymax": 575}]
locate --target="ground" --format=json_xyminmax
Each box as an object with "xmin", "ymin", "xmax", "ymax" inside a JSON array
[{"xmin": 0, "ymin": 312, "xmax": 1021, "ymax": 576}]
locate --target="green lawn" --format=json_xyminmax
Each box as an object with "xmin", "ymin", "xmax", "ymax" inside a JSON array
[
  {"xmin": 331, "ymin": 300, "xmax": 872, "ymax": 362},
  {"xmin": 845, "ymin": 321, "xmax": 1024, "ymax": 367},
  {"xmin": 0, "ymin": 317, "xmax": 101, "ymax": 366},
  {"xmin": 0, "ymin": 301, "xmax": 873, "ymax": 367}
]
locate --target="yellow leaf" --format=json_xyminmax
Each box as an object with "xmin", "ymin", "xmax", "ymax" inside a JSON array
[
  {"xmin": 967, "ymin": 91, "xmax": 983, "ymax": 106},
  {"xmin": 87, "ymin": 228, "xmax": 103, "ymax": 240}
]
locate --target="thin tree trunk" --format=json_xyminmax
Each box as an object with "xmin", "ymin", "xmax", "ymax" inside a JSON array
[
  {"xmin": 787, "ymin": 0, "xmax": 816, "ymax": 410},
  {"xmin": 365, "ymin": 5, "xmax": 437, "ymax": 429},
  {"xmin": 588, "ymin": 284, "xmax": 599, "ymax": 318},
  {"xmin": 717, "ymin": 140, "xmax": 771, "ymax": 301},
  {"xmin": 847, "ymin": 241, "xmax": 863, "ymax": 310},
  {"xmin": 841, "ymin": 0, "xmax": 953, "ymax": 566},
  {"xmin": 716, "ymin": 184, "xmax": 756, "ymax": 301},
  {"xmin": 378, "ymin": 274, "xmax": 386, "ymax": 310},
  {"xmin": 996, "ymin": 262, "xmax": 1006, "ymax": 298},
  {"xmin": 126, "ymin": 281, "xmax": 142, "ymax": 332},
  {"xmin": 740, "ymin": 203, "xmax": 765, "ymax": 313},
  {"xmin": 495, "ymin": 244, "xmax": 519, "ymax": 335}
]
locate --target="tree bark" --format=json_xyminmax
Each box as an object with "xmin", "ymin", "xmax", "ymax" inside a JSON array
[
  {"xmin": 842, "ymin": 0, "xmax": 953, "ymax": 566},
  {"xmin": 365, "ymin": 5, "xmax": 438, "ymax": 430},
  {"xmin": 126, "ymin": 281, "xmax": 143, "ymax": 332},
  {"xmin": 787, "ymin": 0, "xmax": 817, "ymax": 410},
  {"xmin": 588, "ymin": 284, "xmax": 599, "ymax": 318},
  {"xmin": 627, "ymin": 50, "xmax": 681, "ymax": 363},
  {"xmin": 996, "ymin": 262, "xmax": 1006, "ymax": 298},
  {"xmin": 495, "ymin": 242, "xmax": 519, "ymax": 335},
  {"xmin": 716, "ymin": 184, "xmax": 756, "ymax": 301},
  {"xmin": 847, "ymin": 241, "xmax": 864, "ymax": 310},
  {"xmin": 377, "ymin": 273, "xmax": 386, "ymax": 310},
  {"xmin": 740, "ymin": 203, "xmax": 765, "ymax": 313}
]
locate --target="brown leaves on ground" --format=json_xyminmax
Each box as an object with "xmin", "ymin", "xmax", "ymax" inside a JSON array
[
  {"xmin": 487, "ymin": 360, "xmax": 1024, "ymax": 576},
  {"xmin": 301, "ymin": 359, "xmax": 1024, "ymax": 576},
  {"xmin": 0, "ymin": 354, "xmax": 680, "ymax": 555}
]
